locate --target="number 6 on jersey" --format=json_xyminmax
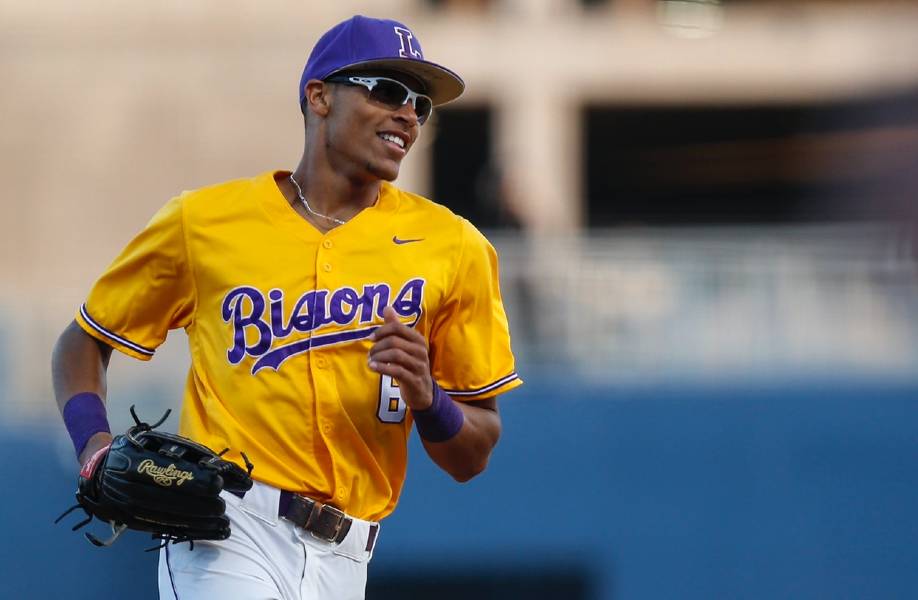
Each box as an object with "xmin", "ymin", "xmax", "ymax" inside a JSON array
[{"xmin": 377, "ymin": 374, "xmax": 406, "ymax": 423}]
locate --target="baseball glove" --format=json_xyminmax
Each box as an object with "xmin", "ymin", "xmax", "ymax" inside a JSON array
[{"xmin": 56, "ymin": 406, "xmax": 253, "ymax": 549}]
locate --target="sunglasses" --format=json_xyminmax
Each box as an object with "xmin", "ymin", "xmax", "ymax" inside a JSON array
[{"xmin": 325, "ymin": 75, "xmax": 433, "ymax": 125}]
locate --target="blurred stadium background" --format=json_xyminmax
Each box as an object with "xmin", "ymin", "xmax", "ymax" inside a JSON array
[{"xmin": 3, "ymin": 0, "xmax": 918, "ymax": 598}]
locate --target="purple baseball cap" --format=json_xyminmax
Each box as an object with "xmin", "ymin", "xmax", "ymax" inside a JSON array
[{"xmin": 299, "ymin": 15, "xmax": 465, "ymax": 107}]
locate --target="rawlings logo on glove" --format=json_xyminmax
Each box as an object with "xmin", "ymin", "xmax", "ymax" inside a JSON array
[
  {"xmin": 137, "ymin": 460, "xmax": 195, "ymax": 487},
  {"xmin": 56, "ymin": 406, "xmax": 253, "ymax": 549}
]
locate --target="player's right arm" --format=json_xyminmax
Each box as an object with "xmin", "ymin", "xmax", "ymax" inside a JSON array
[
  {"xmin": 52, "ymin": 320, "xmax": 115, "ymax": 465},
  {"xmin": 53, "ymin": 195, "xmax": 195, "ymax": 466}
]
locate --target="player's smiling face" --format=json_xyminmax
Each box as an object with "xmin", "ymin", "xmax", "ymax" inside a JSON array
[{"xmin": 323, "ymin": 70, "xmax": 423, "ymax": 182}]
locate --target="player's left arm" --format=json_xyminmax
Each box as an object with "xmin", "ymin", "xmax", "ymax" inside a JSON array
[
  {"xmin": 419, "ymin": 396, "xmax": 500, "ymax": 483},
  {"xmin": 368, "ymin": 307, "xmax": 500, "ymax": 482}
]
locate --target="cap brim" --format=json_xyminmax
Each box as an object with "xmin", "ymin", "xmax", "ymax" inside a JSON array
[{"xmin": 329, "ymin": 59, "xmax": 465, "ymax": 106}]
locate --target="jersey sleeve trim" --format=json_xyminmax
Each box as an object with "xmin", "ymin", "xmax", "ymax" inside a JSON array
[
  {"xmin": 442, "ymin": 372, "xmax": 522, "ymax": 397},
  {"xmin": 78, "ymin": 303, "xmax": 155, "ymax": 357}
]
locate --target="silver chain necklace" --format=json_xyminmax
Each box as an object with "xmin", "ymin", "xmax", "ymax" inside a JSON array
[{"xmin": 288, "ymin": 174, "xmax": 347, "ymax": 226}]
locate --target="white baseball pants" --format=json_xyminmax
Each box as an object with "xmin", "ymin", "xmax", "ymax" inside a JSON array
[{"xmin": 158, "ymin": 480, "xmax": 378, "ymax": 600}]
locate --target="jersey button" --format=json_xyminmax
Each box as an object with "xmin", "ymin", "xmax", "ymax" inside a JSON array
[
  {"xmin": 323, "ymin": 263, "xmax": 332, "ymax": 272},
  {"xmin": 322, "ymin": 420, "xmax": 333, "ymax": 434},
  {"xmin": 315, "ymin": 356, "xmax": 328, "ymax": 368},
  {"xmin": 336, "ymin": 488, "xmax": 347, "ymax": 500},
  {"xmin": 322, "ymin": 239, "xmax": 333, "ymax": 249}
]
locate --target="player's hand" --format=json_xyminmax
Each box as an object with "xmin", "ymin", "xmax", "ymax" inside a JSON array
[
  {"xmin": 368, "ymin": 306, "xmax": 433, "ymax": 411},
  {"xmin": 78, "ymin": 431, "xmax": 114, "ymax": 469}
]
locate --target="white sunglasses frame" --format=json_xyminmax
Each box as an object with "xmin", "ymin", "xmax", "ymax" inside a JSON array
[{"xmin": 327, "ymin": 75, "xmax": 434, "ymax": 125}]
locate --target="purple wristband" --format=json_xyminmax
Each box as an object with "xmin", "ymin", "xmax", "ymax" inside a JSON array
[
  {"xmin": 62, "ymin": 392, "xmax": 111, "ymax": 458},
  {"xmin": 413, "ymin": 382, "xmax": 464, "ymax": 442}
]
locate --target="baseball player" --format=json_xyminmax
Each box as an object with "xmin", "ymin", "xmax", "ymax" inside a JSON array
[{"xmin": 51, "ymin": 14, "xmax": 522, "ymax": 600}]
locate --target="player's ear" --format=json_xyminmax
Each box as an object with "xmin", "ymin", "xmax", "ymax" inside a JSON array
[{"xmin": 303, "ymin": 80, "xmax": 331, "ymax": 119}]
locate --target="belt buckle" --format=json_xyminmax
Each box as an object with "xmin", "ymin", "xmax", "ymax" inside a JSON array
[{"xmin": 306, "ymin": 501, "xmax": 346, "ymax": 543}]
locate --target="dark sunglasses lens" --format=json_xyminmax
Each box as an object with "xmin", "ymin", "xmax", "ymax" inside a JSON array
[
  {"xmin": 369, "ymin": 80, "xmax": 409, "ymax": 108},
  {"xmin": 368, "ymin": 80, "xmax": 432, "ymax": 124},
  {"xmin": 415, "ymin": 98, "xmax": 432, "ymax": 124}
]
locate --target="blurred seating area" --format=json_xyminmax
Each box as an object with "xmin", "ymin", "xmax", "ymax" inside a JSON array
[{"xmin": 493, "ymin": 224, "xmax": 918, "ymax": 382}]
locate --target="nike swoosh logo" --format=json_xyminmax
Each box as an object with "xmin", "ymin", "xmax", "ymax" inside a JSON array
[{"xmin": 393, "ymin": 236, "xmax": 425, "ymax": 245}]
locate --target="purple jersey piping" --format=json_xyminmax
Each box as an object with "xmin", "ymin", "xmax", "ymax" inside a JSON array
[
  {"xmin": 79, "ymin": 304, "xmax": 155, "ymax": 357},
  {"xmin": 442, "ymin": 372, "xmax": 520, "ymax": 397}
]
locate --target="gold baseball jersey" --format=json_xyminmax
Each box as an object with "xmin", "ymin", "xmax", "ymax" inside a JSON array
[{"xmin": 75, "ymin": 171, "xmax": 522, "ymax": 521}]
